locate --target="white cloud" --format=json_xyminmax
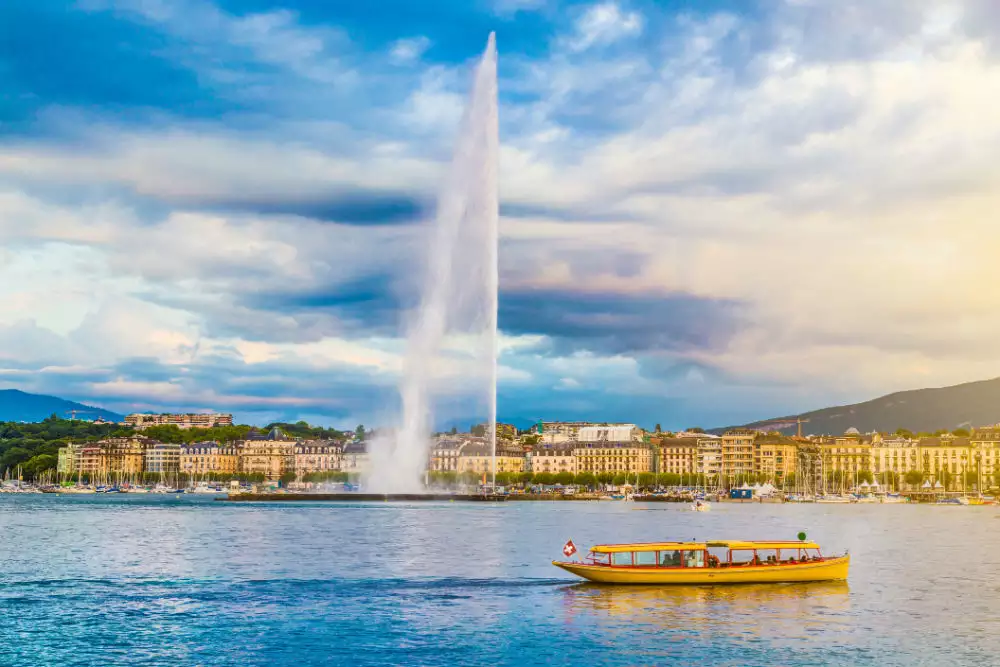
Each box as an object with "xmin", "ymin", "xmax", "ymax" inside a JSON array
[
  {"xmin": 565, "ymin": 2, "xmax": 643, "ymax": 52},
  {"xmin": 389, "ymin": 36, "xmax": 432, "ymax": 64}
]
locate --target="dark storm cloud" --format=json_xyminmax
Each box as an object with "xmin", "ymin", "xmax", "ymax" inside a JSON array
[{"xmin": 499, "ymin": 288, "xmax": 743, "ymax": 355}]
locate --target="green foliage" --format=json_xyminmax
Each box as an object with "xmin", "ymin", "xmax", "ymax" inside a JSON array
[
  {"xmin": 856, "ymin": 470, "xmax": 875, "ymax": 484},
  {"xmin": 637, "ymin": 472, "xmax": 656, "ymax": 488},
  {"xmin": 953, "ymin": 428, "xmax": 970, "ymax": 437},
  {"xmin": 533, "ymin": 472, "xmax": 555, "ymax": 486},
  {"xmin": 596, "ymin": 472, "xmax": 614, "ymax": 484},
  {"xmin": 903, "ymin": 470, "xmax": 925, "ymax": 487},
  {"xmin": 517, "ymin": 471, "xmax": 534, "ymax": 485},
  {"xmin": 495, "ymin": 472, "xmax": 513, "ymax": 486},
  {"xmin": 554, "ymin": 471, "xmax": 575, "ymax": 485},
  {"xmin": 278, "ymin": 471, "xmax": 297, "ymax": 486},
  {"xmin": 521, "ymin": 434, "xmax": 540, "ymax": 446},
  {"xmin": 574, "ymin": 472, "xmax": 597, "ymax": 488},
  {"xmin": 611, "ymin": 473, "xmax": 627, "ymax": 486},
  {"xmin": 470, "ymin": 424, "xmax": 487, "ymax": 437},
  {"xmin": 895, "ymin": 428, "xmax": 914, "ymax": 438},
  {"xmin": 686, "ymin": 427, "xmax": 705, "ymax": 434},
  {"xmin": 21, "ymin": 454, "xmax": 56, "ymax": 479}
]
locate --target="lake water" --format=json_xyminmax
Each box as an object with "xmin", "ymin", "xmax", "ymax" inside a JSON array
[{"xmin": 1, "ymin": 495, "xmax": 998, "ymax": 666}]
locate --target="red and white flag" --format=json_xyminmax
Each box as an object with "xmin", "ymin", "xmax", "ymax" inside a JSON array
[{"xmin": 563, "ymin": 540, "xmax": 577, "ymax": 558}]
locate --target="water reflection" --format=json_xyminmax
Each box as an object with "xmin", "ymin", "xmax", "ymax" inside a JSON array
[{"xmin": 563, "ymin": 582, "xmax": 851, "ymax": 640}]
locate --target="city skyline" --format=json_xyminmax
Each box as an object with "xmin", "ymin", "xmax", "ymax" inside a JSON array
[{"xmin": 5, "ymin": 1, "xmax": 1000, "ymax": 429}]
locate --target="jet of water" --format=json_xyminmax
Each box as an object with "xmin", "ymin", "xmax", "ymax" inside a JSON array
[{"xmin": 365, "ymin": 33, "xmax": 499, "ymax": 493}]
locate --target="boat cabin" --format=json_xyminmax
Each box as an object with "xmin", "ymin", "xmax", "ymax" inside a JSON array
[{"xmin": 584, "ymin": 541, "xmax": 826, "ymax": 568}]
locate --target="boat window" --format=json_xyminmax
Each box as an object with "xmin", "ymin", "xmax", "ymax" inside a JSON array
[
  {"xmin": 803, "ymin": 548, "xmax": 823, "ymax": 561},
  {"xmin": 684, "ymin": 550, "xmax": 705, "ymax": 568},
  {"xmin": 658, "ymin": 550, "xmax": 682, "ymax": 567},
  {"xmin": 757, "ymin": 548, "xmax": 779, "ymax": 565},
  {"xmin": 589, "ymin": 552, "xmax": 610, "ymax": 565},
  {"xmin": 611, "ymin": 552, "xmax": 633, "ymax": 566},
  {"xmin": 634, "ymin": 551, "xmax": 657, "ymax": 566},
  {"xmin": 731, "ymin": 550, "xmax": 757, "ymax": 566}
]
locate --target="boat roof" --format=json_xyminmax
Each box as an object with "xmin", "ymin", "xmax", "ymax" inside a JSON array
[{"xmin": 590, "ymin": 540, "xmax": 820, "ymax": 553}]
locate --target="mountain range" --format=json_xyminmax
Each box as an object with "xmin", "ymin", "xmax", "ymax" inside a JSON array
[
  {"xmin": 5, "ymin": 376, "xmax": 1000, "ymax": 434},
  {"xmin": 0, "ymin": 389, "xmax": 124, "ymax": 423},
  {"xmin": 711, "ymin": 377, "xmax": 1000, "ymax": 436}
]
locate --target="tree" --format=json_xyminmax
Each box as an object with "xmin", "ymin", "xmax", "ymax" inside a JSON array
[
  {"xmin": 450, "ymin": 426, "xmax": 458, "ymax": 435},
  {"xmin": 953, "ymin": 428, "xmax": 970, "ymax": 437},
  {"xmin": 903, "ymin": 470, "xmax": 925, "ymax": 488},
  {"xmin": 22, "ymin": 453, "xmax": 56, "ymax": 480},
  {"xmin": 654, "ymin": 424, "xmax": 662, "ymax": 433},
  {"xmin": 574, "ymin": 472, "xmax": 597, "ymax": 489},
  {"xmin": 495, "ymin": 472, "xmax": 512, "ymax": 486},
  {"xmin": 612, "ymin": 473, "xmax": 627, "ymax": 486},
  {"xmin": 637, "ymin": 472, "xmax": 656, "ymax": 489},
  {"xmin": 895, "ymin": 428, "xmax": 914, "ymax": 438},
  {"xmin": 279, "ymin": 471, "xmax": 297, "ymax": 487},
  {"xmin": 687, "ymin": 427, "xmax": 705, "ymax": 434},
  {"xmin": 938, "ymin": 469, "xmax": 953, "ymax": 491},
  {"xmin": 470, "ymin": 424, "xmax": 487, "ymax": 437},
  {"xmin": 597, "ymin": 472, "xmax": 614, "ymax": 485},
  {"xmin": 534, "ymin": 472, "xmax": 555, "ymax": 486},
  {"xmin": 554, "ymin": 471, "xmax": 575, "ymax": 486},
  {"xmin": 517, "ymin": 471, "xmax": 534, "ymax": 486},
  {"xmin": 856, "ymin": 470, "xmax": 874, "ymax": 484},
  {"xmin": 878, "ymin": 471, "xmax": 899, "ymax": 489},
  {"xmin": 355, "ymin": 425, "xmax": 366, "ymax": 441},
  {"xmin": 522, "ymin": 434, "xmax": 540, "ymax": 446},
  {"xmin": 963, "ymin": 470, "xmax": 979, "ymax": 490}
]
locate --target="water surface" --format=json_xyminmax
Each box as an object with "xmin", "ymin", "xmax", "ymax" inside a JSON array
[{"xmin": 1, "ymin": 496, "xmax": 996, "ymax": 666}]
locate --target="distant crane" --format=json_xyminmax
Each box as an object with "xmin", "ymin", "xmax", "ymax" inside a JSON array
[{"xmin": 65, "ymin": 409, "xmax": 94, "ymax": 420}]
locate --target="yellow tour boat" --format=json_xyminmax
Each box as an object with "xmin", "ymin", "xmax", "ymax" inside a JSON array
[{"xmin": 553, "ymin": 538, "xmax": 849, "ymax": 584}]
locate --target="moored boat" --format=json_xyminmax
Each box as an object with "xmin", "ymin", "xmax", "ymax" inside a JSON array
[{"xmin": 553, "ymin": 538, "xmax": 849, "ymax": 584}]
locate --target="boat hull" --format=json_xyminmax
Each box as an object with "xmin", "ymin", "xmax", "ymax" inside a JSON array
[{"xmin": 552, "ymin": 555, "xmax": 850, "ymax": 584}]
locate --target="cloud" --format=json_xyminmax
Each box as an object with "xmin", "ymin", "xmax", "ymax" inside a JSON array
[
  {"xmin": 7, "ymin": 0, "xmax": 1000, "ymax": 430},
  {"xmin": 564, "ymin": 2, "xmax": 643, "ymax": 52},
  {"xmin": 389, "ymin": 36, "xmax": 432, "ymax": 64},
  {"xmin": 500, "ymin": 288, "xmax": 743, "ymax": 355}
]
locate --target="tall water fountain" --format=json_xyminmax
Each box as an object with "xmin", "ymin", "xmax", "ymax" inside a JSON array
[{"xmin": 365, "ymin": 33, "xmax": 499, "ymax": 493}]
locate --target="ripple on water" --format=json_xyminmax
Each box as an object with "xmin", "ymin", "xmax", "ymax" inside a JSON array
[{"xmin": 2, "ymin": 495, "xmax": 1000, "ymax": 666}]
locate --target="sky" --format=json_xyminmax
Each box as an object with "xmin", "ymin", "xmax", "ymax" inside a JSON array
[{"xmin": 3, "ymin": 0, "xmax": 1000, "ymax": 430}]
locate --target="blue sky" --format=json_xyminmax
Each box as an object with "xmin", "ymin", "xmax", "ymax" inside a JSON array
[{"xmin": 4, "ymin": 0, "xmax": 1000, "ymax": 430}]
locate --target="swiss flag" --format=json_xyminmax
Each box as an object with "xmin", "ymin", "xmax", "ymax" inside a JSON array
[{"xmin": 563, "ymin": 540, "xmax": 577, "ymax": 558}]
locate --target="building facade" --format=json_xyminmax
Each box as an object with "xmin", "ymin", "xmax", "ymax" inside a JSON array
[
  {"xmin": 241, "ymin": 428, "xmax": 296, "ymax": 480},
  {"xmin": 753, "ymin": 436, "xmax": 797, "ymax": 485},
  {"xmin": 574, "ymin": 442, "xmax": 653, "ymax": 475},
  {"xmin": 696, "ymin": 438, "xmax": 722, "ymax": 479},
  {"xmin": 294, "ymin": 441, "xmax": 342, "ymax": 477},
  {"xmin": 525, "ymin": 445, "xmax": 577, "ymax": 475},
  {"xmin": 180, "ymin": 441, "xmax": 239, "ymax": 477},
  {"xmin": 656, "ymin": 437, "xmax": 699, "ymax": 475},
  {"xmin": 721, "ymin": 429, "xmax": 755, "ymax": 479},
  {"xmin": 429, "ymin": 438, "xmax": 467, "ymax": 472},
  {"xmin": 125, "ymin": 413, "xmax": 234, "ymax": 430},
  {"xmin": 145, "ymin": 442, "xmax": 181, "ymax": 475}
]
